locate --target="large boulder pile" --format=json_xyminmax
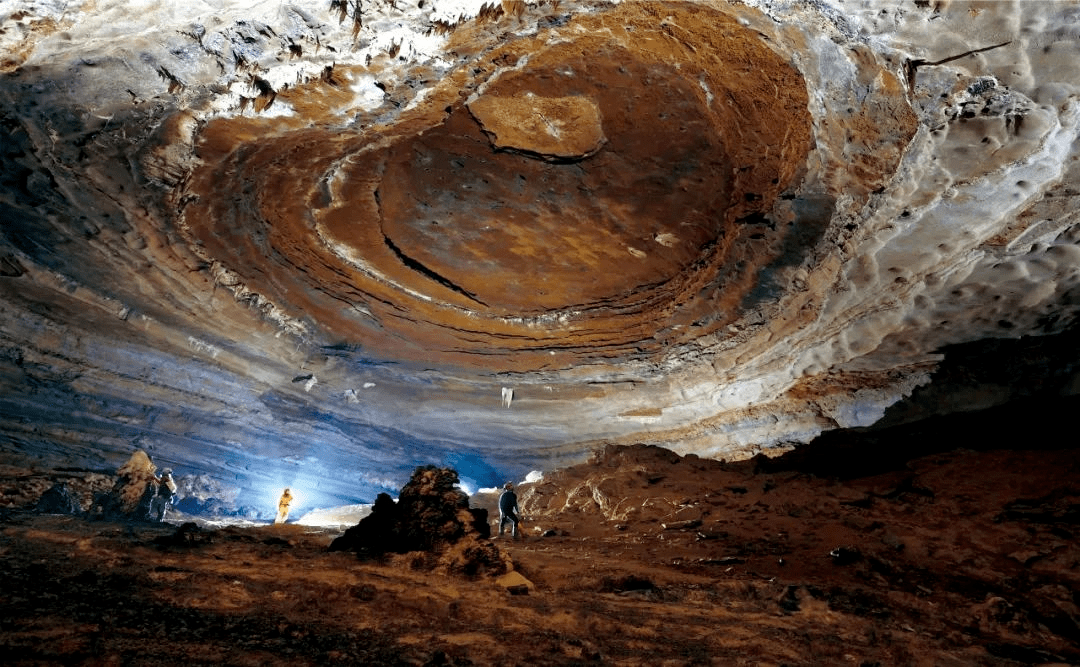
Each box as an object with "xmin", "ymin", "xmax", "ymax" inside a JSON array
[{"xmin": 330, "ymin": 466, "xmax": 506, "ymax": 576}]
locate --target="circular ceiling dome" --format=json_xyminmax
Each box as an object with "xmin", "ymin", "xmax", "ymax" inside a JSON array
[{"xmin": 180, "ymin": 2, "xmax": 812, "ymax": 372}]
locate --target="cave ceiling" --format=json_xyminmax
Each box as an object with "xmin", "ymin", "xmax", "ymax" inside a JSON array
[{"xmin": 2, "ymin": 0, "xmax": 1080, "ymax": 513}]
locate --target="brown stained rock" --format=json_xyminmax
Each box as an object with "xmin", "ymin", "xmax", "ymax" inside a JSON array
[
  {"xmin": 177, "ymin": 1, "xmax": 815, "ymax": 372},
  {"xmin": 88, "ymin": 450, "xmax": 159, "ymax": 520},
  {"xmin": 330, "ymin": 466, "xmax": 506, "ymax": 576},
  {"xmin": 467, "ymin": 94, "xmax": 606, "ymax": 160}
]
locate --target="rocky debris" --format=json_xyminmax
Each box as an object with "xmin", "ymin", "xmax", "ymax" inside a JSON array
[
  {"xmin": 330, "ymin": 466, "xmax": 507, "ymax": 576},
  {"xmin": 153, "ymin": 521, "xmax": 212, "ymax": 548},
  {"xmin": 0, "ymin": 467, "xmax": 113, "ymax": 513},
  {"xmin": 509, "ymin": 442, "xmax": 1080, "ymax": 662},
  {"xmin": 777, "ymin": 584, "xmax": 803, "ymax": 614},
  {"xmin": 997, "ymin": 489, "xmax": 1080, "ymax": 525},
  {"xmin": 3, "ymin": 444, "xmax": 1080, "ymax": 665},
  {"xmin": 599, "ymin": 574, "xmax": 661, "ymax": 601},
  {"xmin": 518, "ymin": 443, "xmax": 727, "ymax": 524},
  {"xmin": 828, "ymin": 545, "xmax": 863, "ymax": 565},
  {"xmin": 661, "ymin": 518, "xmax": 701, "ymax": 531},
  {"xmin": 437, "ymin": 535, "xmax": 507, "ymax": 577},
  {"xmin": 33, "ymin": 482, "xmax": 81, "ymax": 514},
  {"xmin": 351, "ymin": 583, "xmax": 377, "ymax": 601}
]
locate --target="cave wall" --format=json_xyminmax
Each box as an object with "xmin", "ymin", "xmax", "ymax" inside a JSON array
[{"xmin": 2, "ymin": 0, "xmax": 1080, "ymax": 512}]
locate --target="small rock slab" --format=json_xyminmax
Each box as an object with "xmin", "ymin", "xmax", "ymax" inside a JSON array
[
  {"xmin": 467, "ymin": 93, "xmax": 606, "ymax": 160},
  {"xmin": 495, "ymin": 570, "xmax": 535, "ymax": 594},
  {"xmin": 661, "ymin": 519, "xmax": 702, "ymax": 531}
]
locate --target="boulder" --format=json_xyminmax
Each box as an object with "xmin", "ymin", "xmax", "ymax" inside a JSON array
[
  {"xmin": 330, "ymin": 466, "xmax": 506, "ymax": 575},
  {"xmin": 34, "ymin": 482, "xmax": 82, "ymax": 514},
  {"xmin": 89, "ymin": 450, "xmax": 159, "ymax": 521}
]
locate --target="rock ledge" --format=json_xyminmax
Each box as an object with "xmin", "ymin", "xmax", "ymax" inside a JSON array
[{"xmin": 468, "ymin": 93, "xmax": 606, "ymax": 160}]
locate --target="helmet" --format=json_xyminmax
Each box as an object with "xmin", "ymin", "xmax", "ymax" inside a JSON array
[{"xmin": 504, "ymin": 482, "xmax": 513, "ymax": 489}]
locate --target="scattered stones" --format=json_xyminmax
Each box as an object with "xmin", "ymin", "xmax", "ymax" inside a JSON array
[
  {"xmin": 599, "ymin": 574, "xmax": 660, "ymax": 601},
  {"xmin": 880, "ymin": 532, "xmax": 905, "ymax": 551},
  {"xmin": 350, "ymin": 583, "xmax": 377, "ymax": 601},
  {"xmin": 694, "ymin": 530, "xmax": 724, "ymax": 540},
  {"xmin": 496, "ymin": 570, "xmax": 534, "ymax": 595},
  {"xmin": 997, "ymin": 491, "xmax": 1080, "ymax": 524},
  {"xmin": 777, "ymin": 585, "xmax": 802, "ymax": 614},
  {"xmin": 691, "ymin": 556, "xmax": 745, "ymax": 566},
  {"xmin": 153, "ymin": 522, "xmax": 211, "ymax": 548},
  {"xmin": 1007, "ymin": 549, "xmax": 1045, "ymax": 565}
]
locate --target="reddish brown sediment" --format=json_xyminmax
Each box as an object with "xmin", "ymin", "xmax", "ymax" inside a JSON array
[{"xmin": 3, "ymin": 443, "xmax": 1079, "ymax": 665}]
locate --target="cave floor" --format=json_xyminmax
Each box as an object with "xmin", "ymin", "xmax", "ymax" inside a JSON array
[{"xmin": 2, "ymin": 446, "xmax": 1079, "ymax": 666}]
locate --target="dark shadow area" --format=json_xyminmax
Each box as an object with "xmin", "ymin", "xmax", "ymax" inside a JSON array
[
  {"xmin": 739, "ymin": 193, "xmax": 835, "ymax": 311},
  {"xmin": 763, "ymin": 320, "xmax": 1080, "ymax": 479},
  {"xmin": 0, "ymin": 521, "xmax": 425, "ymax": 666}
]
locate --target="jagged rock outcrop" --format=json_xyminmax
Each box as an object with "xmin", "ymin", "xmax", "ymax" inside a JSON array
[
  {"xmin": 518, "ymin": 443, "xmax": 727, "ymax": 525},
  {"xmin": 88, "ymin": 450, "xmax": 161, "ymax": 521},
  {"xmin": 331, "ymin": 466, "xmax": 505, "ymax": 576}
]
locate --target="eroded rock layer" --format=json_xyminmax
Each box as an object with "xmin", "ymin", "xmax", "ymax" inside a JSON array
[
  {"xmin": 2, "ymin": 0, "xmax": 1080, "ymax": 511},
  {"xmin": 179, "ymin": 2, "xmax": 813, "ymax": 371}
]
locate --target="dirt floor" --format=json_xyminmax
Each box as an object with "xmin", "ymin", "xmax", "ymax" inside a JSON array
[{"xmin": 2, "ymin": 444, "xmax": 1079, "ymax": 666}]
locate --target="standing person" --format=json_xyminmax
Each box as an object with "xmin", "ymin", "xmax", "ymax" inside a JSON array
[
  {"xmin": 275, "ymin": 488, "xmax": 293, "ymax": 524},
  {"xmin": 498, "ymin": 482, "xmax": 522, "ymax": 539},
  {"xmin": 151, "ymin": 468, "xmax": 178, "ymax": 522}
]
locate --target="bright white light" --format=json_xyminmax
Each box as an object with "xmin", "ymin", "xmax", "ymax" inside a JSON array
[
  {"xmin": 269, "ymin": 486, "xmax": 303, "ymax": 523},
  {"xmin": 296, "ymin": 503, "xmax": 372, "ymax": 527}
]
